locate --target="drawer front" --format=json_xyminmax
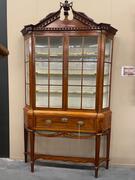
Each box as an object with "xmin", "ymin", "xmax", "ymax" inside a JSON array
[{"xmin": 35, "ymin": 116, "xmax": 96, "ymax": 132}]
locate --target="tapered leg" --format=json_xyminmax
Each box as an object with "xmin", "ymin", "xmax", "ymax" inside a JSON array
[
  {"xmin": 95, "ymin": 133, "xmax": 101, "ymax": 178},
  {"xmin": 106, "ymin": 129, "xmax": 111, "ymax": 169},
  {"xmin": 24, "ymin": 127, "xmax": 28, "ymax": 163},
  {"xmin": 30, "ymin": 131, "xmax": 35, "ymax": 172}
]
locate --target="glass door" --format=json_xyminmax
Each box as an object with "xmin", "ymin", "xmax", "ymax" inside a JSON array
[
  {"xmin": 24, "ymin": 38, "xmax": 31, "ymax": 105},
  {"xmin": 68, "ymin": 36, "xmax": 98, "ymax": 109},
  {"xmin": 35, "ymin": 36, "xmax": 63, "ymax": 108}
]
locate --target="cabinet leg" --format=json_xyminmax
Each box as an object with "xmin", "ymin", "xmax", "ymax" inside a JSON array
[
  {"xmin": 95, "ymin": 133, "xmax": 101, "ymax": 178},
  {"xmin": 106, "ymin": 129, "xmax": 111, "ymax": 169},
  {"xmin": 24, "ymin": 127, "xmax": 28, "ymax": 163},
  {"xmin": 30, "ymin": 131, "xmax": 35, "ymax": 173}
]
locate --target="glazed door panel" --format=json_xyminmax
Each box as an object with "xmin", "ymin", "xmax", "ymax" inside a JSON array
[
  {"xmin": 35, "ymin": 36, "xmax": 63, "ymax": 108},
  {"xmin": 67, "ymin": 36, "xmax": 98, "ymax": 109},
  {"xmin": 24, "ymin": 38, "xmax": 31, "ymax": 105}
]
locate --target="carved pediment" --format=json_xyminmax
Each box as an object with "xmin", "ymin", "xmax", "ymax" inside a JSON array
[{"xmin": 21, "ymin": 1, "xmax": 117, "ymax": 35}]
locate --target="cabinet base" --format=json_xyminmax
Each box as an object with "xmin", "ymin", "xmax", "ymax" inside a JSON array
[{"xmin": 24, "ymin": 128, "xmax": 111, "ymax": 178}]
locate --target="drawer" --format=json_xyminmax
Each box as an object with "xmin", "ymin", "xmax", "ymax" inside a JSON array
[{"xmin": 35, "ymin": 116, "xmax": 96, "ymax": 132}]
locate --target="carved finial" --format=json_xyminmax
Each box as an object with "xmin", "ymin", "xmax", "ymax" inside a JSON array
[{"xmin": 60, "ymin": 0, "xmax": 73, "ymax": 17}]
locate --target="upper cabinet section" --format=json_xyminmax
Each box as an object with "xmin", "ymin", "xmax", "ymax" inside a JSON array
[
  {"xmin": 22, "ymin": 1, "xmax": 117, "ymax": 112},
  {"xmin": 21, "ymin": 1, "xmax": 117, "ymax": 35},
  {"xmin": 68, "ymin": 36, "xmax": 98, "ymax": 109},
  {"xmin": 35, "ymin": 36, "xmax": 64, "ymax": 108}
]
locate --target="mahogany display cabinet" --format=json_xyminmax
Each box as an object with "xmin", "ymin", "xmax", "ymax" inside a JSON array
[{"xmin": 21, "ymin": 0, "xmax": 117, "ymax": 177}]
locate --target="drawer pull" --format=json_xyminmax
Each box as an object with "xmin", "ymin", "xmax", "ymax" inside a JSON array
[
  {"xmin": 61, "ymin": 117, "xmax": 68, "ymax": 123},
  {"xmin": 45, "ymin": 119, "xmax": 52, "ymax": 124},
  {"xmin": 77, "ymin": 120, "xmax": 84, "ymax": 126}
]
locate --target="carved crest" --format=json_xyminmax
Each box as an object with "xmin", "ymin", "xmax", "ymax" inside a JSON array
[{"xmin": 21, "ymin": 0, "xmax": 117, "ymax": 35}]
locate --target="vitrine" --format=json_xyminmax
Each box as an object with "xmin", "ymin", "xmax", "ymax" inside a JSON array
[{"xmin": 21, "ymin": 0, "xmax": 117, "ymax": 177}]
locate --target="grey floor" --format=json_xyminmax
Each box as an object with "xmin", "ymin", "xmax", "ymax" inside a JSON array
[{"xmin": 0, "ymin": 159, "xmax": 135, "ymax": 180}]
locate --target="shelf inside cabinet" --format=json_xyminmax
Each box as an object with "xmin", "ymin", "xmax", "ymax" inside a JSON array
[
  {"xmin": 36, "ymin": 90, "xmax": 62, "ymax": 94},
  {"xmin": 69, "ymin": 54, "xmax": 97, "ymax": 58},
  {"xmin": 35, "ymin": 52, "xmax": 63, "ymax": 57},
  {"xmin": 36, "ymin": 90, "xmax": 96, "ymax": 95},
  {"xmin": 36, "ymin": 87, "xmax": 97, "ymax": 95},
  {"xmin": 35, "ymin": 70, "xmax": 97, "ymax": 76},
  {"xmin": 36, "ymin": 70, "xmax": 62, "ymax": 75},
  {"xmin": 35, "ymin": 70, "xmax": 109, "ymax": 77}
]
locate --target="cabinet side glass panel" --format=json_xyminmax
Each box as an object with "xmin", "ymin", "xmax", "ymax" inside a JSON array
[
  {"xmin": 68, "ymin": 36, "xmax": 98, "ymax": 109},
  {"xmin": 103, "ymin": 39, "xmax": 112, "ymax": 108},
  {"xmin": 25, "ymin": 38, "xmax": 31, "ymax": 105},
  {"xmin": 35, "ymin": 36, "xmax": 63, "ymax": 108}
]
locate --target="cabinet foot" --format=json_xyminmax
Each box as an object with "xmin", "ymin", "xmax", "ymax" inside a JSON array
[
  {"xmin": 106, "ymin": 129, "xmax": 111, "ymax": 170},
  {"xmin": 94, "ymin": 133, "xmax": 101, "ymax": 178},
  {"xmin": 31, "ymin": 162, "xmax": 35, "ymax": 172},
  {"xmin": 30, "ymin": 131, "xmax": 35, "ymax": 173},
  {"xmin": 106, "ymin": 159, "xmax": 109, "ymax": 169},
  {"xmin": 95, "ymin": 167, "xmax": 99, "ymax": 178},
  {"xmin": 24, "ymin": 153, "xmax": 28, "ymax": 163},
  {"xmin": 24, "ymin": 128, "xmax": 28, "ymax": 163}
]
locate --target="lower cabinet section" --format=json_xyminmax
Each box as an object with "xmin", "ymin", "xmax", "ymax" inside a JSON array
[{"xmin": 24, "ymin": 108, "xmax": 112, "ymax": 178}]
